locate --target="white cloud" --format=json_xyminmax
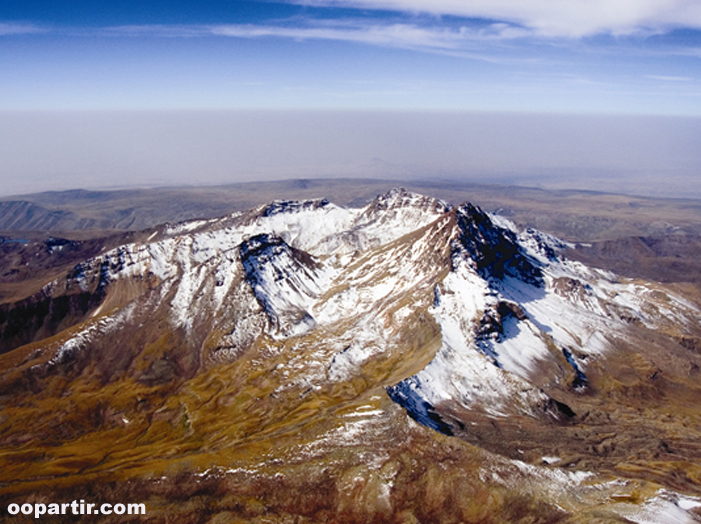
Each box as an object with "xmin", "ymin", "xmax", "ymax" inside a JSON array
[
  {"xmin": 291, "ymin": 0, "xmax": 701, "ymax": 37},
  {"xmin": 210, "ymin": 21, "xmax": 530, "ymax": 50}
]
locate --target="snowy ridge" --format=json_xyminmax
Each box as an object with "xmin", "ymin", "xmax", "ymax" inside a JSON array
[
  {"xmin": 387, "ymin": 204, "xmax": 701, "ymax": 429},
  {"xmin": 387, "ymin": 256, "xmax": 553, "ymax": 424}
]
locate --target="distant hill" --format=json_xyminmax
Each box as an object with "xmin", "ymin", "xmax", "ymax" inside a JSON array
[
  {"xmin": 0, "ymin": 201, "xmax": 81, "ymax": 230},
  {"xmin": 2, "ymin": 178, "xmax": 701, "ymax": 242}
]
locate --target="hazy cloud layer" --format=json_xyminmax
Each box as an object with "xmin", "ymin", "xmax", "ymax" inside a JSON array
[
  {"xmin": 292, "ymin": 0, "xmax": 701, "ymax": 37},
  {"xmin": 0, "ymin": 111, "xmax": 699, "ymax": 199}
]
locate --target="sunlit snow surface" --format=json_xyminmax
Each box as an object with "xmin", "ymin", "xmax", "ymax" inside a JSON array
[{"xmin": 611, "ymin": 491, "xmax": 701, "ymax": 524}]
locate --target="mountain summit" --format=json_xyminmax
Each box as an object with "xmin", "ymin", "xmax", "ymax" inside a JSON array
[{"xmin": 2, "ymin": 189, "xmax": 701, "ymax": 523}]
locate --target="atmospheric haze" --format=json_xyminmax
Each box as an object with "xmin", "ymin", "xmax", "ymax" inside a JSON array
[{"xmin": 1, "ymin": 110, "xmax": 700, "ymax": 199}]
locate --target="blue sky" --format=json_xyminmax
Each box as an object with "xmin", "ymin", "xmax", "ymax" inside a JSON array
[{"xmin": 2, "ymin": 0, "xmax": 701, "ymax": 113}]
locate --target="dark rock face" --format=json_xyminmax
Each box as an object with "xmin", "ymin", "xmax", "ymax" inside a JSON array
[
  {"xmin": 0, "ymin": 288, "xmax": 106, "ymax": 355},
  {"xmin": 386, "ymin": 379, "xmax": 455, "ymax": 436},
  {"xmin": 259, "ymin": 198, "xmax": 332, "ymax": 217},
  {"xmin": 563, "ymin": 348, "xmax": 588, "ymax": 390},
  {"xmin": 240, "ymin": 234, "xmax": 320, "ymax": 272},
  {"xmin": 454, "ymin": 204, "xmax": 543, "ymax": 286},
  {"xmin": 0, "ymin": 242, "xmax": 154, "ymax": 354},
  {"xmin": 0, "ymin": 230, "xmax": 165, "ymax": 355},
  {"xmin": 477, "ymin": 301, "xmax": 528, "ymax": 341}
]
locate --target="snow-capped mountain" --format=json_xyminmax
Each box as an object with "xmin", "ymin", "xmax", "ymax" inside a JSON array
[
  {"xmin": 37, "ymin": 188, "xmax": 698, "ymax": 412},
  {"xmin": 2, "ymin": 188, "xmax": 701, "ymax": 523}
]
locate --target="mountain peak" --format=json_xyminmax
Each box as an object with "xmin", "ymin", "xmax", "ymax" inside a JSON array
[
  {"xmin": 368, "ymin": 187, "xmax": 450, "ymax": 213},
  {"xmin": 453, "ymin": 203, "xmax": 544, "ymax": 286},
  {"xmin": 352, "ymin": 188, "xmax": 450, "ymax": 238}
]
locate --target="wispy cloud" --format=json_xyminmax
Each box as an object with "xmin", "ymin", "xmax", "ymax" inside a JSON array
[
  {"xmin": 0, "ymin": 22, "xmax": 44, "ymax": 36},
  {"xmin": 96, "ymin": 16, "xmax": 701, "ymax": 63},
  {"xmin": 289, "ymin": 0, "xmax": 701, "ymax": 37},
  {"xmin": 210, "ymin": 20, "xmax": 532, "ymax": 49},
  {"xmin": 98, "ymin": 19, "xmax": 538, "ymax": 62},
  {"xmin": 101, "ymin": 25, "xmax": 212, "ymax": 38},
  {"xmin": 646, "ymin": 75, "xmax": 692, "ymax": 82}
]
